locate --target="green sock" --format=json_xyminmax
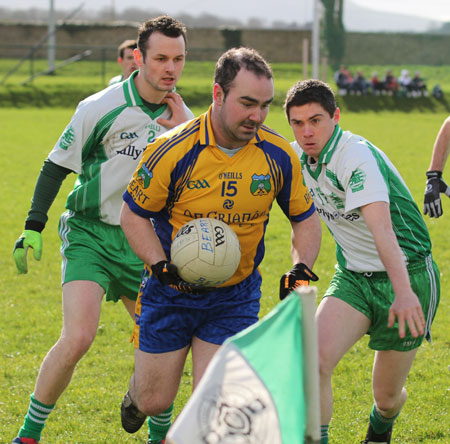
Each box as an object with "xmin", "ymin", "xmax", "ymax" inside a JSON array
[
  {"xmin": 147, "ymin": 403, "xmax": 174, "ymax": 443},
  {"xmin": 320, "ymin": 424, "xmax": 329, "ymax": 444},
  {"xmin": 19, "ymin": 393, "xmax": 55, "ymax": 441},
  {"xmin": 369, "ymin": 404, "xmax": 399, "ymax": 434}
]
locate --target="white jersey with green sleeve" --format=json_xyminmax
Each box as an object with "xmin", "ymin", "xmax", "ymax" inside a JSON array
[
  {"xmin": 48, "ymin": 70, "xmax": 194, "ymax": 226},
  {"xmin": 108, "ymin": 74, "xmax": 123, "ymax": 86},
  {"xmin": 291, "ymin": 125, "xmax": 431, "ymax": 272}
]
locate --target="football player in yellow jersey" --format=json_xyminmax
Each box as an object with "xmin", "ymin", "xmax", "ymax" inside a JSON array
[{"xmin": 119, "ymin": 47, "xmax": 322, "ymax": 440}]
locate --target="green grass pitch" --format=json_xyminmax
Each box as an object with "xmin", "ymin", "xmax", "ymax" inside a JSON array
[{"xmin": 0, "ymin": 105, "xmax": 449, "ymax": 443}]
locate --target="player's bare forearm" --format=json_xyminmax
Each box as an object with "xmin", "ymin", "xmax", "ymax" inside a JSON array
[
  {"xmin": 120, "ymin": 203, "xmax": 166, "ymax": 267},
  {"xmin": 361, "ymin": 201, "xmax": 425, "ymax": 338},
  {"xmin": 290, "ymin": 211, "xmax": 322, "ymax": 268},
  {"xmin": 428, "ymin": 116, "xmax": 450, "ymax": 172},
  {"xmin": 361, "ymin": 202, "xmax": 411, "ymax": 292}
]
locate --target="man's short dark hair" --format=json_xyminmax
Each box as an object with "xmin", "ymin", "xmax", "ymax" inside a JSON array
[
  {"xmin": 137, "ymin": 15, "xmax": 187, "ymax": 60},
  {"xmin": 117, "ymin": 39, "xmax": 137, "ymax": 59},
  {"xmin": 284, "ymin": 79, "xmax": 337, "ymax": 120},
  {"xmin": 214, "ymin": 47, "xmax": 273, "ymax": 97}
]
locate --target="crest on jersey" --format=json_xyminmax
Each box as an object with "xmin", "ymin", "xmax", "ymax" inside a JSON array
[
  {"xmin": 137, "ymin": 164, "xmax": 153, "ymax": 189},
  {"xmin": 250, "ymin": 174, "xmax": 271, "ymax": 196},
  {"xmin": 349, "ymin": 168, "xmax": 366, "ymax": 193},
  {"xmin": 59, "ymin": 125, "xmax": 75, "ymax": 150}
]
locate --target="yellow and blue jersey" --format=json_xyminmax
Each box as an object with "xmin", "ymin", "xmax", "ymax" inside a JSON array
[{"xmin": 123, "ymin": 106, "xmax": 315, "ymax": 287}]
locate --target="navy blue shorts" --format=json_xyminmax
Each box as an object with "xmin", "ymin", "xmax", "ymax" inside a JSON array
[{"xmin": 134, "ymin": 268, "xmax": 262, "ymax": 353}]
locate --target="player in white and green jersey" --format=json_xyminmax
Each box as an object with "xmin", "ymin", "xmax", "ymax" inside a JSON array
[
  {"xmin": 11, "ymin": 16, "xmax": 192, "ymax": 444},
  {"xmin": 49, "ymin": 69, "xmax": 193, "ymax": 227},
  {"xmin": 108, "ymin": 39, "xmax": 138, "ymax": 86},
  {"xmin": 285, "ymin": 79, "xmax": 440, "ymax": 444},
  {"xmin": 292, "ymin": 125, "xmax": 431, "ymax": 274}
]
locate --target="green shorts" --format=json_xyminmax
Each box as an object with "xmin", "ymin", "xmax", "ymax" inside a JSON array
[
  {"xmin": 324, "ymin": 255, "xmax": 440, "ymax": 351},
  {"xmin": 58, "ymin": 211, "xmax": 143, "ymax": 303}
]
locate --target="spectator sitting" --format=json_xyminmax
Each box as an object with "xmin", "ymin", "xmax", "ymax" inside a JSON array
[
  {"xmin": 383, "ymin": 69, "xmax": 399, "ymax": 96},
  {"xmin": 398, "ymin": 69, "xmax": 413, "ymax": 96},
  {"xmin": 432, "ymin": 84, "xmax": 444, "ymax": 100},
  {"xmin": 351, "ymin": 71, "xmax": 369, "ymax": 95},
  {"xmin": 370, "ymin": 71, "xmax": 384, "ymax": 95},
  {"xmin": 411, "ymin": 71, "xmax": 428, "ymax": 97},
  {"xmin": 334, "ymin": 65, "xmax": 353, "ymax": 95}
]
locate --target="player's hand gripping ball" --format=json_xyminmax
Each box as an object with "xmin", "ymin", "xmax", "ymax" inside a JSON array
[
  {"xmin": 170, "ymin": 218, "xmax": 241, "ymax": 287},
  {"xmin": 279, "ymin": 263, "xmax": 319, "ymax": 300},
  {"xmin": 151, "ymin": 261, "xmax": 211, "ymax": 294}
]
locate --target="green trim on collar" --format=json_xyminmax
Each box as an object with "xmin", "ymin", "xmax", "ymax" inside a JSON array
[
  {"xmin": 140, "ymin": 102, "xmax": 168, "ymax": 119},
  {"xmin": 301, "ymin": 125, "xmax": 343, "ymax": 181},
  {"xmin": 304, "ymin": 157, "xmax": 322, "ymax": 180},
  {"xmin": 300, "ymin": 150, "xmax": 308, "ymax": 168},
  {"xmin": 318, "ymin": 125, "xmax": 343, "ymax": 165},
  {"xmin": 123, "ymin": 71, "xmax": 140, "ymax": 106},
  {"xmin": 129, "ymin": 71, "xmax": 143, "ymax": 106},
  {"xmin": 122, "ymin": 70, "xmax": 168, "ymax": 118},
  {"xmin": 122, "ymin": 78, "xmax": 132, "ymax": 105}
]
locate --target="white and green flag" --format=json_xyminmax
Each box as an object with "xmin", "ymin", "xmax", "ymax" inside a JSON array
[{"xmin": 167, "ymin": 289, "xmax": 320, "ymax": 444}]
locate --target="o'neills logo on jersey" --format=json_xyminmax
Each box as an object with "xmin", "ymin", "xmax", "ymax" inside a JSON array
[
  {"xmin": 349, "ymin": 168, "xmax": 366, "ymax": 193},
  {"xmin": 59, "ymin": 125, "xmax": 75, "ymax": 150},
  {"xmin": 250, "ymin": 174, "xmax": 271, "ymax": 196},
  {"xmin": 137, "ymin": 164, "xmax": 152, "ymax": 188}
]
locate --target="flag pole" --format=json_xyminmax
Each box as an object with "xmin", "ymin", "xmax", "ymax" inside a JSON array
[{"xmin": 295, "ymin": 286, "xmax": 321, "ymax": 443}]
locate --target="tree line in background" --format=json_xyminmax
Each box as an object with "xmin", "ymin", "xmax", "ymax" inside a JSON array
[
  {"xmin": 2, "ymin": 3, "xmax": 450, "ymax": 34},
  {"xmin": 0, "ymin": 1, "xmax": 348, "ymax": 71},
  {"xmin": 1, "ymin": 2, "xmax": 450, "ymax": 72},
  {"xmin": 321, "ymin": 0, "xmax": 345, "ymax": 70},
  {"xmin": 0, "ymin": 6, "xmax": 311, "ymax": 30}
]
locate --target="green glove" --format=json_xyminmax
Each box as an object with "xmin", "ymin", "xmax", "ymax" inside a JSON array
[{"xmin": 13, "ymin": 230, "xmax": 43, "ymax": 274}]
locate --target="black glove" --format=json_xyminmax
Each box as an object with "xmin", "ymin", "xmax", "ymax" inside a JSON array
[
  {"xmin": 279, "ymin": 263, "xmax": 318, "ymax": 300},
  {"xmin": 151, "ymin": 260, "xmax": 211, "ymax": 294},
  {"xmin": 424, "ymin": 171, "xmax": 450, "ymax": 218}
]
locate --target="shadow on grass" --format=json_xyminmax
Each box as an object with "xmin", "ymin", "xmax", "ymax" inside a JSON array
[
  {"xmin": 336, "ymin": 94, "xmax": 450, "ymax": 113},
  {"xmin": 1, "ymin": 83, "xmax": 450, "ymax": 113}
]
